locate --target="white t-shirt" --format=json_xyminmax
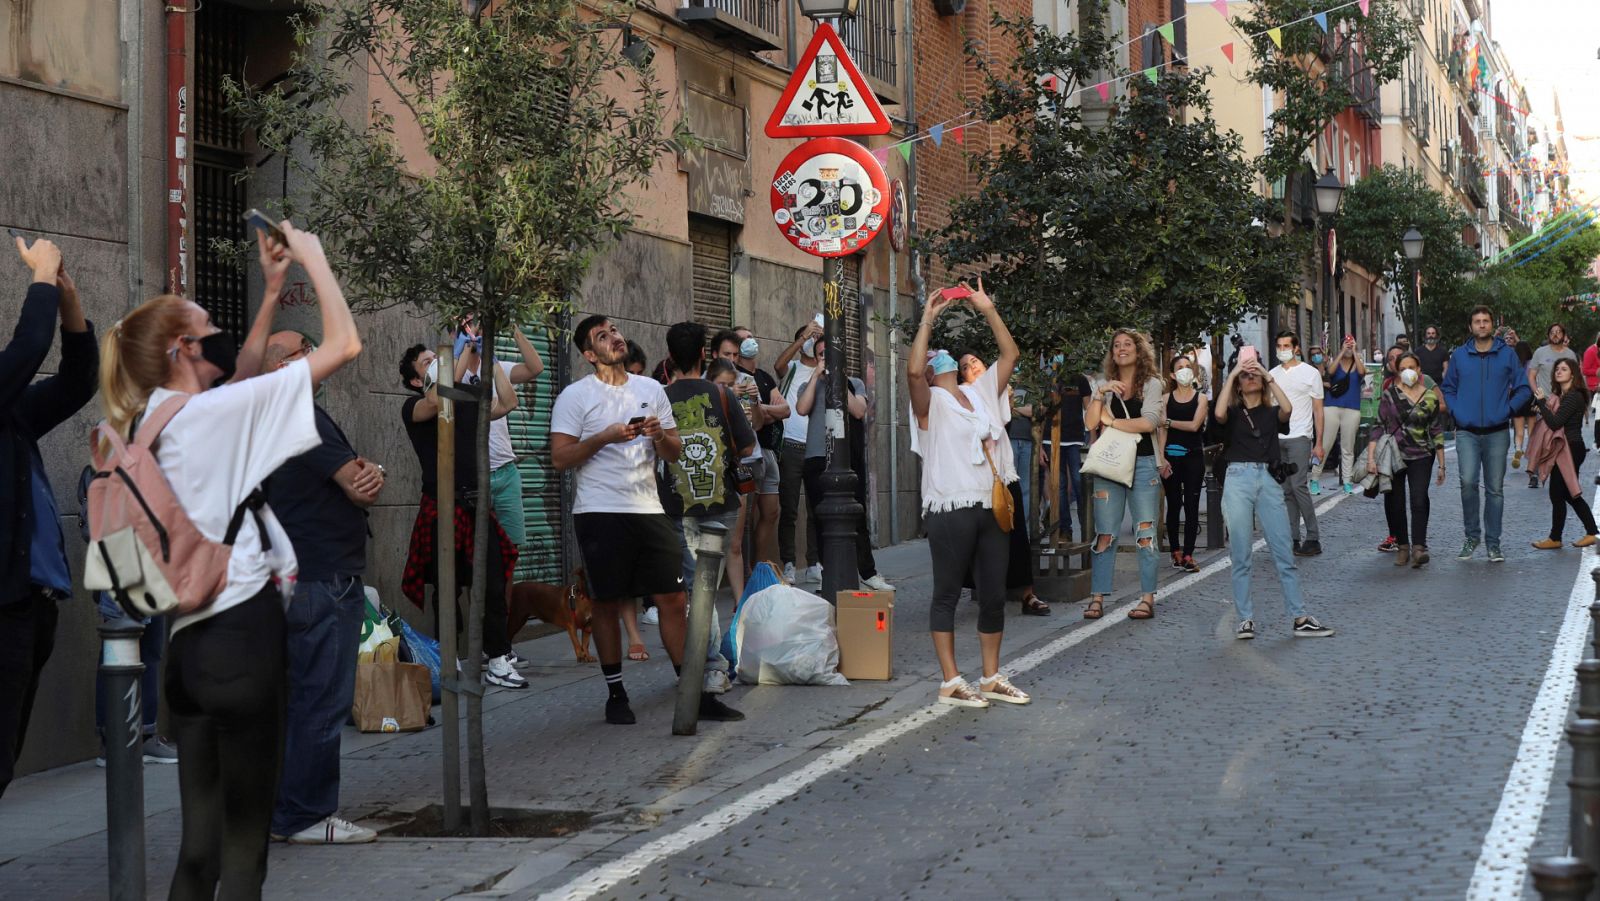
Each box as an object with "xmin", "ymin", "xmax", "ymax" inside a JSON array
[
  {"xmin": 551, "ymin": 373, "xmax": 678, "ymax": 515},
  {"xmin": 467, "ymin": 360, "xmax": 519, "ymax": 470},
  {"xmin": 1268, "ymin": 360, "xmax": 1324, "ymax": 440},
  {"xmin": 780, "ymin": 360, "xmax": 818, "ymax": 444},
  {"xmin": 960, "ymin": 364, "xmax": 1018, "ymax": 485},
  {"xmin": 147, "ymin": 359, "xmax": 320, "ymax": 635}
]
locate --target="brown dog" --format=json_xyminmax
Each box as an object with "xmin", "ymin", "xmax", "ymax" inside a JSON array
[{"xmin": 507, "ymin": 569, "xmax": 596, "ymax": 664}]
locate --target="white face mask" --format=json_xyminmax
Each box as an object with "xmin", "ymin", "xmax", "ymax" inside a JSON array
[
  {"xmin": 1276, "ymin": 349, "xmax": 1295, "ymax": 364},
  {"xmin": 1174, "ymin": 368, "xmax": 1195, "ymax": 386},
  {"xmin": 1399, "ymin": 368, "xmax": 1419, "ymax": 386}
]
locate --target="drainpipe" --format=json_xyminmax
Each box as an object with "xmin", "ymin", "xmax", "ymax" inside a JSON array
[
  {"xmin": 887, "ymin": 239, "xmax": 899, "ymax": 544},
  {"xmin": 164, "ymin": 3, "xmax": 191, "ymax": 296},
  {"xmin": 122, "ymin": 0, "xmax": 144, "ymax": 309},
  {"xmin": 898, "ymin": 0, "xmax": 924, "ymax": 542}
]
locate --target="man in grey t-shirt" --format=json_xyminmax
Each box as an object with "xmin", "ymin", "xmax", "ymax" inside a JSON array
[{"xmin": 1528, "ymin": 324, "xmax": 1578, "ymax": 396}]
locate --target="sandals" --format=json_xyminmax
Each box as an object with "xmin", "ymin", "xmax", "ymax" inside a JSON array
[
  {"xmin": 1128, "ymin": 597, "xmax": 1155, "ymax": 620},
  {"xmin": 1083, "ymin": 596, "xmax": 1104, "ymax": 620},
  {"xmin": 1022, "ymin": 594, "xmax": 1052, "ymax": 616},
  {"xmin": 627, "ymin": 643, "xmax": 650, "ymax": 662}
]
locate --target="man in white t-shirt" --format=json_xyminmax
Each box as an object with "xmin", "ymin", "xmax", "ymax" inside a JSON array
[
  {"xmin": 455, "ymin": 319, "xmax": 544, "ymax": 556},
  {"xmin": 553, "ymin": 314, "xmax": 720, "ymax": 727},
  {"xmin": 1269, "ymin": 329, "xmax": 1325, "ymax": 555},
  {"xmin": 773, "ymin": 317, "xmax": 824, "ymax": 584}
]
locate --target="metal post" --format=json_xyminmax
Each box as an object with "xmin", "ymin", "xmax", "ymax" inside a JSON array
[
  {"xmin": 1569, "ymin": 718, "xmax": 1600, "ymax": 880},
  {"xmin": 1530, "ymin": 857, "xmax": 1596, "ymax": 900},
  {"xmin": 1577, "ymin": 660, "xmax": 1600, "ymax": 721},
  {"xmin": 1321, "ymin": 221, "xmax": 1332, "ymax": 340},
  {"xmin": 1589, "ymin": 567, "xmax": 1600, "ymax": 660},
  {"xmin": 819, "ymin": 255, "xmax": 864, "ymax": 603},
  {"xmin": 99, "ymin": 618, "xmax": 145, "ymax": 901},
  {"xmin": 435, "ymin": 344, "xmax": 461, "ymax": 832},
  {"xmin": 1205, "ymin": 461, "xmax": 1224, "ymax": 550},
  {"xmin": 674, "ymin": 520, "xmax": 728, "ymax": 736}
]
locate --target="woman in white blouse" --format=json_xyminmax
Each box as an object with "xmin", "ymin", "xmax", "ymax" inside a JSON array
[{"xmin": 907, "ymin": 281, "xmax": 1030, "ymax": 708}]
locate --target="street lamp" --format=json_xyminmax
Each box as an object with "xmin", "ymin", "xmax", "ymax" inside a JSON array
[
  {"xmin": 1403, "ymin": 226, "xmax": 1425, "ymax": 342},
  {"xmin": 798, "ymin": 0, "xmax": 863, "ymax": 603},
  {"xmin": 1313, "ymin": 168, "xmax": 1345, "ymax": 338}
]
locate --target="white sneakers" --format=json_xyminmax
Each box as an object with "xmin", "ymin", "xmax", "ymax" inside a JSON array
[
  {"xmin": 801, "ymin": 564, "xmax": 823, "ymax": 584},
  {"xmin": 860, "ymin": 574, "xmax": 894, "ymax": 591},
  {"xmin": 484, "ymin": 655, "xmax": 528, "ymax": 689},
  {"xmin": 640, "ymin": 606, "xmax": 660, "ymax": 626},
  {"xmin": 782, "ymin": 562, "xmax": 797, "ymax": 583},
  {"xmin": 284, "ymin": 815, "xmax": 377, "ymax": 845}
]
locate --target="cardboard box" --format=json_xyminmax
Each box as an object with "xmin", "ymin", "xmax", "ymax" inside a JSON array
[{"xmin": 836, "ymin": 590, "xmax": 893, "ymax": 680}]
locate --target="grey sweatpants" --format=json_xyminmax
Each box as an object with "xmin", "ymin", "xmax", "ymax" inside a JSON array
[
  {"xmin": 925, "ymin": 505, "xmax": 1008, "ymax": 634},
  {"xmin": 1280, "ymin": 436, "xmax": 1319, "ymax": 542}
]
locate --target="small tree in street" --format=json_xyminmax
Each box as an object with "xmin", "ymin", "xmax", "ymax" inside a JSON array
[
  {"xmin": 227, "ymin": 0, "xmax": 680, "ymax": 835},
  {"xmin": 1335, "ymin": 165, "xmax": 1479, "ymax": 331}
]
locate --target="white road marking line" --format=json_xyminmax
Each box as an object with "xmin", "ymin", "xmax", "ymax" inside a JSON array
[
  {"xmin": 1466, "ymin": 486, "xmax": 1598, "ymax": 900},
  {"xmin": 537, "ymin": 489, "xmax": 1351, "ymax": 901}
]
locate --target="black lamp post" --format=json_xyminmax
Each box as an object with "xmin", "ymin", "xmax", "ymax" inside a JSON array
[
  {"xmin": 1313, "ymin": 168, "xmax": 1345, "ymax": 340},
  {"xmin": 797, "ymin": 0, "xmax": 863, "ymax": 604},
  {"xmin": 1403, "ymin": 226, "xmax": 1425, "ymax": 343}
]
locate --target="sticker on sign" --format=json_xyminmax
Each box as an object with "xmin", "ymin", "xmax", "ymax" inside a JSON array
[{"xmin": 765, "ymin": 23, "xmax": 890, "ymax": 138}]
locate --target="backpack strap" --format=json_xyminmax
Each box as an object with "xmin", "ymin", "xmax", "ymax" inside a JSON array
[
  {"xmin": 224, "ymin": 487, "xmax": 272, "ymax": 551},
  {"xmin": 89, "ymin": 423, "xmax": 128, "ymax": 470},
  {"xmin": 133, "ymin": 396, "xmax": 192, "ymax": 449}
]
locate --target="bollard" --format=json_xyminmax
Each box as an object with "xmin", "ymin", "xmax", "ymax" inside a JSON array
[
  {"xmin": 1590, "ymin": 567, "xmax": 1600, "ymax": 660},
  {"xmin": 1205, "ymin": 465, "xmax": 1224, "ymax": 550},
  {"xmin": 1578, "ymin": 660, "xmax": 1600, "ymax": 721},
  {"xmin": 673, "ymin": 520, "xmax": 728, "ymax": 736},
  {"xmin": 1530, "ymin": 856, "xmax": 1595, "ymax": 900},
  {"xmin": 99, "ymin": 618, "xmax": 146, "ymax": 901},
  {"xmin": 1570, "ymin": 718, "xmax": 1600, "ymax": 882}
]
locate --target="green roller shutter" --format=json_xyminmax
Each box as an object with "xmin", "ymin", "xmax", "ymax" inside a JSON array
[{"xmin": 495, "ymin": 326, "xmax": 564, "ymax": 583}]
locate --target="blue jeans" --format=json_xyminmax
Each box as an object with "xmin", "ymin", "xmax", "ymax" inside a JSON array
[
  {"xmin": 1011, "ymin": 438, "xmax": 1034, "ymax": 532},
  {"xmin": 271, "ymin": 575, "xmax": 366, "ymax": 836},
  {"xmin": 1221, "ymin": 463, "xmax": 1306, "ymax": 623},
  {"xmin": 1057, "ymin": 443, "xmax": 1084, "ymax": 535},
  {"xmin": 1456, "ymin": 427, "xmax": 1510, "ymax": 546},
  {"xmin": 94, "ymin": 593, "xmax": 162, "ymax": 739},
  {"xmin": 1090, "ymin": 456, "xmax": 1161, "ymax": 596}
]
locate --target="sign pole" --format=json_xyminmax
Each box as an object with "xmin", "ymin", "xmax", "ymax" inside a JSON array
[{"xmin": 818, "ymin": 256, "xmax": 862, "ymax": 603}]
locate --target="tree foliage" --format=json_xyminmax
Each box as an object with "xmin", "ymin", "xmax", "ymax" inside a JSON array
[
  {"xmin": 1336, "ymin": 165, "xmax": 1479, "ymax": 328},
  {"xmin": 1455, "ymin": 224, "xmax": 1600, "ymax": 344},
  {"xmin": 1234, "ymin": 0, "xmax": 1410, "ymax": 183},
  {"xmin": 921, "ymin": 12, "xmax": 1299, "ymax": 396},
  {"xmin": 225, "ymin": 0, "xmax": 681, "ymax": 330}
]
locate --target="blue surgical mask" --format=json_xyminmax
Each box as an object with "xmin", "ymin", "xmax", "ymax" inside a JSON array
[
  {"xmin": 1310, "ymin": 354, "xmax": 1324, "ymax": 364},
  {"xmin": 740, "ymin": 337, "xmax": 760, "ymax": 359},
  {"xmin": 929, "ymin": 351, "xmax": 958, "ymax": 375}
]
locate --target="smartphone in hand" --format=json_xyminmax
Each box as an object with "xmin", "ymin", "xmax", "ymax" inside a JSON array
[
  {"xmin": 1238, "ymin": 346, "xmax": 1259, "ymax": 367},
  {"xmin": 940, "ymin": 284, "xmax": 974, "ymax": 302},
  {"xmin": 242, "ymin": 209, "xmax": 288, "ymax": 246}
]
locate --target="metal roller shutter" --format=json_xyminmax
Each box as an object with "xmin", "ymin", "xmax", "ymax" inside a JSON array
[
  {"xmin": 495, "ymin": 327, "xmax": 564, "ymax": 583},
  {"xmin": 690, "ymin": 217, "xmax": 733, "ymax": 329}
]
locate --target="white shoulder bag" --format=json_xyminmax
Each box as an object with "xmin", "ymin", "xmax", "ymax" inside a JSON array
[{"xmin": 1080, "ymin": 394, "xmax": 1140, "ymax": 488}]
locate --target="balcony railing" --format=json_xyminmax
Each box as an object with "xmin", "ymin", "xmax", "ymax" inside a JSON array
[
  {"xmin": 1461, "ymin": 152, "xmax": 1485, "ymax": 205},
  {"xmin": 676, "ymin": 0, "xmax": 783, "ymax": 52},
  {"xmin": 839, "ymin": 0, "xmax": 897, "ymax": 89}
]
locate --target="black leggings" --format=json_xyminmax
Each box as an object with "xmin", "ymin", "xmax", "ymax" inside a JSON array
[
  {"xmin": 1162, "ymin": 450, "xmax": 1204, "ymax": 556},
  {"xmin": 1383, "ymin": 456, "xmax": 1434, "ymax": 547},
  {"xmin": 964, "ymin": 481, "xmax": 1032, "ymax": 591},
  {"xmin": 926, "ymin": 505, "xmax": 1008, "ymax": 634},
  {"xmin": 1551, "ymin": 445, "xmax": 1598, "ymax": 540},
  {"xmin": 165, "ymin": 586, "xmax": 286, "ymax": 901}
]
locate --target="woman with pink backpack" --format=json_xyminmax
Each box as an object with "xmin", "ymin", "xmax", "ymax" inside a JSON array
[{"xmin": 93, "ymin": 221, "xmax": 360, "ymax": 900}]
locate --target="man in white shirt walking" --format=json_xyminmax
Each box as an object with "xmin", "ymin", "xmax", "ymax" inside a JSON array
[{"xmin": 1269, "ymin": 330, "xmax": 1325, "ymax": 556}]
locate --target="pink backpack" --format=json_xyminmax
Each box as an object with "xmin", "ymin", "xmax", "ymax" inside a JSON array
[{"xmin": 84, "ymin": 396, "xmax": 267, "ymax": 618}]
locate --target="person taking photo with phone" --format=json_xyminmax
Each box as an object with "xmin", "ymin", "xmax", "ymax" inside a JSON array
[{"xmin": 1316, "ymin": 336, "xmax": 1364, "ymax": 495}]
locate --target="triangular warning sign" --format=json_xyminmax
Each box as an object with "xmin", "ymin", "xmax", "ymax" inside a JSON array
[{"xmin": 765, "ymin": 23, "xmax": 891, "ymax": 138}]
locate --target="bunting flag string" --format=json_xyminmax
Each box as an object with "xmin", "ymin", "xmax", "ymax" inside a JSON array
[{"xmin": 1313, "ymin": 12, "xmax": 1328, "ymax": 32}]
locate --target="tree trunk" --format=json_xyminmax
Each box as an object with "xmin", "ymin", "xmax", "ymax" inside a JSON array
[{"xmin": 467, "ymin": 311, "xmax": 494, "ymax": 836}]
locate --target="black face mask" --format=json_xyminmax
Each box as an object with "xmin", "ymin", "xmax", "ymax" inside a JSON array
[{"xmin": 197, "ymin": 332, "xmax": 238, "ymax": 385}]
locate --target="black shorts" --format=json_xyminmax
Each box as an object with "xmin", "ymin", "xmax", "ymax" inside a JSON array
[{"xmin": 574, "ymin": 512, "xmax": 685, "ymax": 602}]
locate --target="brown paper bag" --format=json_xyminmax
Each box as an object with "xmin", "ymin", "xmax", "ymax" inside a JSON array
[{"xmin": 352, "ymin": 661, "xmax": 432, "ymax": 733}]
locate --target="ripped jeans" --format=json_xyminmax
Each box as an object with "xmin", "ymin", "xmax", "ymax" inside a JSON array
[{"xmin": 1090, "ymin": 455, "xmax": 1161, "ymax": 596}]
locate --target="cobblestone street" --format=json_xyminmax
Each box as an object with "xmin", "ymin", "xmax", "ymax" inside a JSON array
[{"xmin": 2, "ymin": 455, "xmax": 1595, "ymax": 900}]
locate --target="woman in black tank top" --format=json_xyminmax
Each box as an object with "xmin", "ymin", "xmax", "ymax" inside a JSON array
[{"xmin": 1158, "ymin": 355, "xmax": 1208, "ymax": 570}]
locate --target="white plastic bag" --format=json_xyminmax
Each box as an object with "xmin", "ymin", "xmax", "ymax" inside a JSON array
[{"xmin": 733, "ymin": 585, "xmax": 849, "ymax": 686}]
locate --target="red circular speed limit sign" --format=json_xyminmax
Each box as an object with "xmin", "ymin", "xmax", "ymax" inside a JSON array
[{"xmin": 770, "ymin": 137, "xmax": 890, "ymax": 258}]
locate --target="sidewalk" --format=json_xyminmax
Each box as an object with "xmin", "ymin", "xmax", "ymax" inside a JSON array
[{"xmin": 0, "ymin": 536, "xmax": 1180, "ymax": 900}]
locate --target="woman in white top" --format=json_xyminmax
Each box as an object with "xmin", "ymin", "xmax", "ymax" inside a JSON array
[
  {"xmin": 98, "ymin": 222, "xmax": 361, "ymax": 900},
  {"xmin": 908, "ymin": 281, "xmax": 1030, "ymax": 708}
]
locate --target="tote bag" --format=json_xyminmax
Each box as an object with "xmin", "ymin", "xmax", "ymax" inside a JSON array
[{"xmin": 1080, "ymin": 395, "xmax": 1140, "ymax": 488}]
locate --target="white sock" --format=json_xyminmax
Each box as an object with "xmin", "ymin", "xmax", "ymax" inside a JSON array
[{"xmin": 940, "ymin": 676, "xmax": 965, "ymax": 690}]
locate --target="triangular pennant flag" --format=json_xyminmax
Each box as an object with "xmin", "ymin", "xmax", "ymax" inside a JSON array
[
  {"xmin": 950, "ymin": 125, "xmax": 964, "ymax": 145},
  {"xmin": 1157, "ymin": 22, "xmax": 1175, "ymax": 45},
  {"xmin": 871, "ymin": 147, "xmax": 889, "ymax": 165},
  {"xmin": 1212, "ymin": 0, "xmax": 1228, "ymax": 17},
  {"xmin": 1094, "ymin": 82, "xmax": 1110, "ymax": 102},
  {"xmin": 1267, "ymin": 27, "xmax": 1282, "ymax": 49},
  {"xmin": 1221, "ymin": 41, "xmax": 1235, "ymax": 63},
  {"xmin": 897, "ymin": 142, "xmax": 912, "ymax": 163},
  {"xmin": 930, "ymin": 123, "xmax": 944, "ymax": 147},
  {"xmin": 1358, "ymin": 0, "xmax": 1370, "ymax": 13},
  {"xmin": 1143, "ymin": 67, "xmax": 1160, "ymax": 85},
  {"xmin": 1042, "ymin": 75, "xmax": 1058, "ymax": 93},
  {"xmin": 1313, "ymin": 12, "xmax": 1328, "ymax": 32}
]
